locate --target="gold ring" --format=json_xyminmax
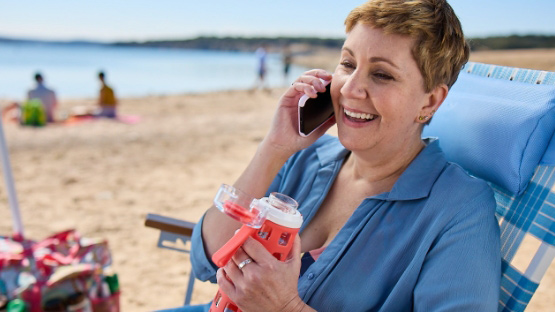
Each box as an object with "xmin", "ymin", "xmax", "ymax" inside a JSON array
[{"xmin": 237, "ymin": 258, "xmax": 253, "ymax": 270}]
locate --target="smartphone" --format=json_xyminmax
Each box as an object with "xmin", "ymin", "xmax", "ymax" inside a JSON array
[{"xmin": 298, "ymin": 80, "xmax": 334, "ymax": 137}]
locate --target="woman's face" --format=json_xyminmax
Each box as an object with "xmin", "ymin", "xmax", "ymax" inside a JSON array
[{"xmin": 331, "ymin": 23, "xmax": 434, "ymax": 156}]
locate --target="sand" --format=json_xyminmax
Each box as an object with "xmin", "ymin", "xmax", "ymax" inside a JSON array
[
  {"xmin": 1, "ymin": 48, "xmax": 554, "ymax": 311},
  {"xmin": 0, "ymin": 89, "xmax": 280, "ymax": 311}
]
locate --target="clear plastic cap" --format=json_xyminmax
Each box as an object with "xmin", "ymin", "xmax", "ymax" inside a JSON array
[
  {"xmin": 268, "ymin": 192, "xmax": 298, "ymax": 214},
  {"xmin": 213, "ymin": 184, "xmax": 300, "ymax": 228},
  {"xmin": 213, "ymin": 184, "xmax": 267, "ymax": 228}
]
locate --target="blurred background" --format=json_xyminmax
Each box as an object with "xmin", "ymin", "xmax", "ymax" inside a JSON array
[{"xmin": 1, "ymin": 0, "xmax": 555, "ymax": 100}]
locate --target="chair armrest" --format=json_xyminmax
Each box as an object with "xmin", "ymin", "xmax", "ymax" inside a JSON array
[{"xmin": 144, "ymin": 213, "xmax": 196, "ymax": 237}]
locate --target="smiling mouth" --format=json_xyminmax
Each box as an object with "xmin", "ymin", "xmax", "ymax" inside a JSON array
[{"xmin": 344, "ymin": 108, "xmax": 377, "ymax": 122}]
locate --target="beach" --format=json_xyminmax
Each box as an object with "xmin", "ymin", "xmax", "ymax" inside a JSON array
[{"xmin": 1, "ymin": 48, "xmax": 555, "ymax": 311}]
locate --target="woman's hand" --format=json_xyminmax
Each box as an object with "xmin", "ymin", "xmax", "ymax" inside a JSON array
[
  {"xmin": 261, "ymin": 69, "xmax": 335, "ymax": 159},
  {"xmin": 201, "ymin": 71, "xmax": 333, "ymax": 257},
  {"xmin": 216, "ymin": 235, "xmax": 311, "ymax": 312}
]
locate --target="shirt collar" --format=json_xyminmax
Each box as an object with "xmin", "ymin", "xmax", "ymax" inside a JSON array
[
  {"xmin": 316, "ymin": 136, "xmax": 350, "ymax": 166},
  {"xmin": 315, "ymin": 137, "xmax": 447, "ymax": 201},
  {"xmin": 382, "ymin": 138, "xmax": 446, "ymax": 201}
]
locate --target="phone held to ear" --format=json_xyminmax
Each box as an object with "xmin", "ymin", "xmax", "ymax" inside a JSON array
[{"xmin": 298, "ymin": 79, "xmax": 334, "ymax": 137}]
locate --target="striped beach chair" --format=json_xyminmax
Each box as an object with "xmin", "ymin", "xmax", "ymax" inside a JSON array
[
  {"xmin": 147, "ymin": 62, "xmax": 555, "ymax": 311},
  {"xmin": 424, "ymin": 61, "xmax": 555, "ymax": 311}
]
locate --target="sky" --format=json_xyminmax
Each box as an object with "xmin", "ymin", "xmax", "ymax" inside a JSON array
[{"xmin": 1, "ymin": 0, "xmax": 554, "ymax": 42}]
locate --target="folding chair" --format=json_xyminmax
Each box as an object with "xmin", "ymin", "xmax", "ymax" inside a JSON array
[
  {"xmin": 424, "ymin": 61, "xmax": 555, "ymax": 311},
  {"xmin": 147, "ymin": 61, "xmax": 555, "ymax": 311},
  {"xmin": 145, "ymin": 214, "xmax": 197, "ymax": 306}
]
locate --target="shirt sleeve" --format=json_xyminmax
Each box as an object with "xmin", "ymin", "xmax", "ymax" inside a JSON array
[
  {"xmin": 413, "ymin": 188, "xmax": 501, "ymax": 311},
  {"xmin": 190, "ymin": 213, "xmax": 219, "ymax": 283}
]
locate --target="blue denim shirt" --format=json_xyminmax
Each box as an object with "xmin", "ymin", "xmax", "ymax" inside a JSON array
[{"xmin": 191, "ymin": 135, "xmax": 501, "ymax": 311}]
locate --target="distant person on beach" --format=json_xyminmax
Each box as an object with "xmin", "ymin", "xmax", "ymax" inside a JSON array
[
  {"xmin": 97, "ymin": 71, "xmax": 117, "ymax": 118},
  {"xmin": 27, "ymin": 72, "xmax": 58, "ymax": 123},
  {"xmin": 282, "ymin": 44, "xmax": 293, "ymax": 84},
  {"xmin": 255, "ymin": 45, "xmax": 268, "ymax": 90},
  {"xmin": 174, "ymin": 0, "xmax": 500, "ymax": 311}
]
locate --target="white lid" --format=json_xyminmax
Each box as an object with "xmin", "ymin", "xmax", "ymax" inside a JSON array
[{"xmin": 256, "ymin": 198, "xmax": 303, "ymax": 228}]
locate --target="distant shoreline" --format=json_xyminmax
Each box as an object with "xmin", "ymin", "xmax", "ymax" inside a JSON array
[
  {"xmin": 3, "ymin": 34, "xmax": 555, "ymax": 52},
  {"xmin": 3, "ymin": 34, "xmax": 554, "ymax": 73},
  {"xmin": 1, "ymin": 37, "xmax": 554, "ymax": 103}
]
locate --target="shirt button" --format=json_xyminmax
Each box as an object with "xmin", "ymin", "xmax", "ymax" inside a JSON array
[{"xmin": 307, "ymin": 273, "xmax": 315, "ymax": 280}]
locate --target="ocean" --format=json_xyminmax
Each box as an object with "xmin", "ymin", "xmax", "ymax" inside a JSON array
[{"xmin": 0, "ymin": 42, "xmax": 308, "ymax": 99}]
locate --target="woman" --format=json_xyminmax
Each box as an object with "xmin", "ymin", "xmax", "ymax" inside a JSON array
[{"xmin": 190, "ymin": 0, "xmax": 501, "ymax": 311}]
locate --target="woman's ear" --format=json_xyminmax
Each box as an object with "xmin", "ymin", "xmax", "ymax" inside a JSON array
[{"xmin": 417, "ymin": 84, "xmax": 448, "ymax": 123}]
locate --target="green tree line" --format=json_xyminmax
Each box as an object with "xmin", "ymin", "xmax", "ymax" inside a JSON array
[
  {"xmin": 113, "ymin": 36, "xmax": 345, "ymax": 51},
  {"xmin": 469, "ymin": 35, "xmax": 555, "ymax": 50},
  {"xmin": 113, "ymin": 35, "xmax": 555, "ymax": 52}
]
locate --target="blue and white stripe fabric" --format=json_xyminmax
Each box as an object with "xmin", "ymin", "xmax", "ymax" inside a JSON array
[{"xmin": 463, "ymin": 62, "xmax": 555, "ymax": 312}]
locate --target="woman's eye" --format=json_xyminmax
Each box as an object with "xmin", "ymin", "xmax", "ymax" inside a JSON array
[
  {"xmin": 340, "ymin": 61, "xmax": 355, "ymax": 69},
  {"xmin": 374, "ymin": 72, "xmax": 393, "ymax": 80}
]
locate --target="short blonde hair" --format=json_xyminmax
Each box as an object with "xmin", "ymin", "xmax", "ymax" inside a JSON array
[{"xmin": 345, "ymin": 0, "xmax": 469, "ymax": 92}]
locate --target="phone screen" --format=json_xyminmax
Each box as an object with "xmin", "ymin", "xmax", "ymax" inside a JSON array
[{"xmin": 298, "ymin": 83, "xmax": 334, "ymax": 137}]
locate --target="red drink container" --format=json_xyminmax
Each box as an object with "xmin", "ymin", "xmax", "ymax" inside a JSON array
[{"xmin": 209, "ymin": 185, "xmax": 302, "ymax": 312}]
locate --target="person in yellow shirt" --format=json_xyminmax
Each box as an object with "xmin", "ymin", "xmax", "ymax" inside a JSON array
[{"xmin": 97, "ymin": 71, "xmax": 117, "ymax": 118}]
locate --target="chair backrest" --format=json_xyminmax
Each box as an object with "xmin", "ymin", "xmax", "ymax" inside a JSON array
[{"xmin": 423, "ymin": 61, "xmax": 555, "ymax": 312}]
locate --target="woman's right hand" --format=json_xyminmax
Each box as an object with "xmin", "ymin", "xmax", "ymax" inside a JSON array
[
  {"xmin": 202, "ymin": 70, "xmax": 334, "ymax": 259},
  {"xmin": 261, "ymin": 69, "xmax": 335, "ymax": 159}
]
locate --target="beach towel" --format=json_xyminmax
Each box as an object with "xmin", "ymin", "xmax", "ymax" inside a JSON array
[{"xmin": 62, "ymin": 114, "xmax": 141, "ymax": 126}]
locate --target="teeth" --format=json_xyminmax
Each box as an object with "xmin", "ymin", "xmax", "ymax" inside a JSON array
[{"xmin": 344, "ymin": 109, "xmax": 376, "ymax": 120}]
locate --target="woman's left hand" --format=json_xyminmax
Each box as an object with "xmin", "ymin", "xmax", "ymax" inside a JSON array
[{"xmin": 216, "ymin": 235, "xmax": 307, "ymax": 312}]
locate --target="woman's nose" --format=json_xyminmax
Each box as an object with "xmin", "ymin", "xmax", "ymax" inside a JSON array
[{"xmin": 340, "ymin": 73, "xmax": 366, "ymax": 99}]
